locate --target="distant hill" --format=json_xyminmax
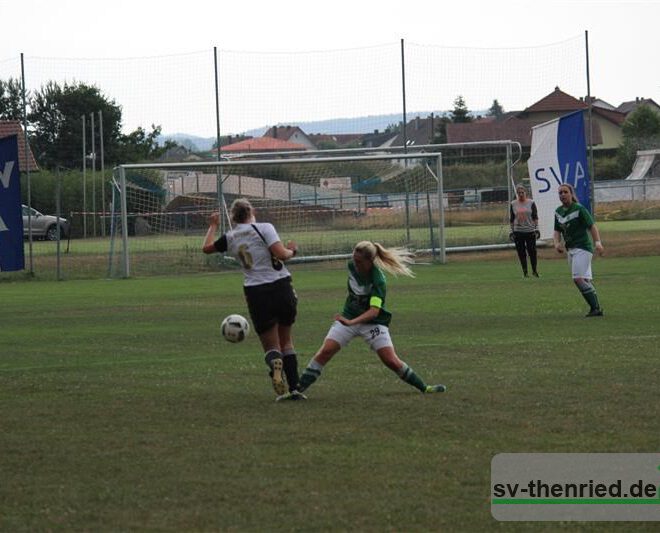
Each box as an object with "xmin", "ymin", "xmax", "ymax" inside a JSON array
[
  {"xmin": 242, "ymin": 110, "xmax": 449, "ymax": 137},
  {"xmin": 160, "ymin": 109, "xmax": 493, "ymax": 150},
  {"xmin": 157, "ymin": 133, "xmax": 216, "ymax": 152}
]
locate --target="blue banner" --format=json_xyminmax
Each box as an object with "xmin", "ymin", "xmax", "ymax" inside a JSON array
[
  {"xmin": 0, "ymin": 135, "xmax": 25, "ymax": 272},
  {"xmin": 528, "ymin": 110, "xmax": 592, "ymax": 239},
  {"xmin": 557, "ymin": 110, "xmax": 591, "ymax": 213}
]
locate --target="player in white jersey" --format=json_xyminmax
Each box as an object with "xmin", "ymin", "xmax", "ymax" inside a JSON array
[{"xmin": 203, "ymin": 198, "xmax": 302, "ymax": 399}]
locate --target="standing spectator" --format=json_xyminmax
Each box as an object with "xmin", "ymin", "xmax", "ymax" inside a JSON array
[{"xmin": 509, "ymin": 183, "xmax": 540, "ymax": 278}]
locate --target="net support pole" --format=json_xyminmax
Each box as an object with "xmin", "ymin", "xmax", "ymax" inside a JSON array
[
  {"xmin": 437, "ymin": 153, "xmax": 446, "ymax": 264},
  {"xmin": 400, "ymin": 38, "xmax": 408, "ymax": 150},
  {"xmin": 82, "ymin": 115, "xmax": 87, "ymax": 238},
  {"xmin": 506, "ymin": 142, "xmax": 514, "ymax": 204},
  {"xmin": 119, "ymin": 166, "xmax": 130, "ymax": 278},
  {"xmin": 213, "ymin": 46, "xmax": 225, "ymax": 235},
  {"xmin": 400, "ymin": 39, "xmax": 411, "ymax": 242},
  {"xmin": 20, "ymin": 53, "xmax": 34, "ymax": 275},
  {"xmin": 56, "ymin": 166, "xmax": 62, "ymax": 281},
  {"xmin": 585, "ymin": 30, "xmax": 595, "ymax": 213},
  {"xmin": 90, "ymin": 111, "xmax": 97, "ymax": 237},
  {"xmin": 99, "ymin": 110, "xmax": 106, "ymax": 237}
]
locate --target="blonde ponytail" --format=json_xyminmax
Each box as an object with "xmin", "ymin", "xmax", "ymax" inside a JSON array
[{"xmin": 353, "ymin": 241, "xmax": 415, "ymax": 278}]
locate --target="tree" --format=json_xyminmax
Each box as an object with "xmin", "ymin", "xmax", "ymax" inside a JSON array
[
  {"xmin": 315, "ymin": 139, "xmax": 339, "ymax": 150},
  {"xmin": 29, "ymin": 81, "xmax": 123, "ymax": 169},
  {"xmin": 0, "ymin": 77, "xmax": 24, "ymax": 120},
  {"xmin": 115, "ymin": 124, "xmax": 176, "ymax": 163},
  {"xmin": 385, "ymin": 122, "xmax": 402, "ymax": 134},
  {"xmin": 616, "ymin": 106, "xmax": 660, "ymax": 174},
  {"xmin": 431, "ymin": 116, "xmax": 451, "ymax": 144},
  {"xmin": 450, "ymin": 95, "xmax": 472, "ymax": 123},
  {"xmin": 488, "ymin": 99, "xmax": 504, "ymax": 119},
  {"xmin": 27, "ymin": 80, "xmax": 176, "ymax": 170},
  {"xmin": 621, "ymin": 105, "xmax": 660, "ymax": 139}
]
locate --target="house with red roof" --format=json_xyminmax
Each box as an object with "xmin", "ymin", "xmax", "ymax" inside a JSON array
[
  {"xmin": 263, "ymin": 125, "xmax": 316, "ymax": 149},
  {"xmin": 517, "ymin": 87, "xmax": 625, "ymax": 150},
  {"xmin": 0, "ymin": 120, "xmax": 39, "ymax": 171},
  {"xmin": 308, "ymin": 133, "xmax": 365, "ymax": 149},
  {"xmin": 220, "ymin": 136, "xmax": 308, "ymax": 153},
  {"xmin": 446, "ymin": 87, "xmax": 624, "ymax": 152}
]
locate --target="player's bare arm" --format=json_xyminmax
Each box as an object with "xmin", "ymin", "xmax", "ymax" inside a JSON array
[
  {"xmin": 590, "ymin": 225, "xmax": 604, "ymax": 256},
  {"xmin": 335, "ymin": 306, "xmax": 380, "ymax": 326},
  {"xmin": 202, "ymin": 213, "xmax": 220, "ymax": 254},
  {"xmin": 553, "ymin": 230, "xmax": 565, "ymax": 253},
  {"xmin": 270, "ymin": 240, "xmax": 297, "ymax": 261}
]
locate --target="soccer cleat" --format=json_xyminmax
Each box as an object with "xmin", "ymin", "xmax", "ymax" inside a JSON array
[
  {"xmin": 585, "ymin": 308, "xmax": 604, "ymax": 317},
  {"xmin": 424, "ymin": 384, "xmax": 447, "ymax": 394},
  {"xmin": 532, "ymin": 271, "xmax": 540, "ymax": 278},
  {"xmin": 270, "ymin": 358, "xmax": 288, "ymax": 396},
  {"xmin": 290, "ymin": 390, "xmax": 307, "ymax": 400},
  {"xmin": 275, "ymin": 390, "xmax": 307, "ymax": 402}
]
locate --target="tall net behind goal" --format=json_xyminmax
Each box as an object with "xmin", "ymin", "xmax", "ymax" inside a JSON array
[{"xmin": 108, "ymin": 153, "xmax": 442, "ymax": 277}]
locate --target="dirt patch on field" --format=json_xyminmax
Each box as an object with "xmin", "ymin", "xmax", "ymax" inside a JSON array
[{"xmin": 446, "ymin": 231, "xmax": 660, "ymax": 263}]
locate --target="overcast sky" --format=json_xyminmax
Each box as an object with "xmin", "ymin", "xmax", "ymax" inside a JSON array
[{"xmin": 1, "ymin": 0, "xmax": 658, "ymax": 137}]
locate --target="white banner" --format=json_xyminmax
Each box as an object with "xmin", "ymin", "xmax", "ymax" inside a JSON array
[
  {"xmin": 527, "ymin": 111, "xmax": 591, "ymax": 240},
  {"xmin": 320, "ymin": 177, "xmax": 351, "ymax": 190}
]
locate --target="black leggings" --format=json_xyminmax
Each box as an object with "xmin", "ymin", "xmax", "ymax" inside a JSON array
[{"xmin": 513, "ymin": 231, "xmax": 537, "ymax": 274}]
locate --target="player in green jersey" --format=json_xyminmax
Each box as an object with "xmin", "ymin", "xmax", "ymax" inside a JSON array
[
  {"xmin": 284, "ymin": 241, "xmax": 446, "ymax": 399},
  {"xmin": 553, "ymin": 183, "xmax": 605, "ymax": 317}
]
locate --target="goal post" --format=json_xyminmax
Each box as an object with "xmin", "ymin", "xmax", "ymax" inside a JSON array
[
  {"xmin": 108, "ymin": 141, "xmax": 520, "ymax": 278},
  {"xmin": 108, "ymin": 152, "xmax": 444, "ymax": 278}
]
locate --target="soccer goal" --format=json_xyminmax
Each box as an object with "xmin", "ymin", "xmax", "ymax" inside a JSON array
[{"xmin": 108, "ymin": 152, "xmax": 445, "ymax": 277}]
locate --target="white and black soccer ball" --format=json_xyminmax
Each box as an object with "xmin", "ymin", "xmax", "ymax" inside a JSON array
[{"xmin": 221, "ymin": 314, "xmax": 250, "ymax": 343}]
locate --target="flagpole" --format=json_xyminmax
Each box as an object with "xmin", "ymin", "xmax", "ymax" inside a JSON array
[{"xmin": 585, "ymin": 30, "xmax": 595, "ymax": 213}]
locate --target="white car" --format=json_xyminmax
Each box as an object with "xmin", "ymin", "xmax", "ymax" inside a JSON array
[{"xmin": 22, "ymin": 204, "xmax": 71, "ymax": 241}]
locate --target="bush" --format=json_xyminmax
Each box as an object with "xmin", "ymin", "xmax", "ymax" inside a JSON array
[
  {"xmin": 593, "ymin": 155, "xmax": 621, "ymax": 180},
  {"xmin": 21, "ymin": 170, "xmax": 112, "ymax": 217}
]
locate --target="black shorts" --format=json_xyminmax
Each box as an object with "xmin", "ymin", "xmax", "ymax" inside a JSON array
[{"xmin": 243, "ymin": 277, "xmax": 297, "ymax": 335}]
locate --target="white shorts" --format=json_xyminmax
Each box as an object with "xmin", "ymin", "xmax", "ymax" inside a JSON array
[
  {"xmin": 325, "ymin": 321, "xmax": 393, "ymax": 352},
  {"xmin": 567, "ymin": 248, "xmax": 593, "ymax": 279}
]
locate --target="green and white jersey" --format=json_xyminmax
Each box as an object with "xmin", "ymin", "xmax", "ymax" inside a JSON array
[
  {"xmin": 342, "ymin": 261, "xmax": 392, "ymax": 326},
  {"xmin": 554, "ymin": 202, "xmax": 594, "ymax": 252}
]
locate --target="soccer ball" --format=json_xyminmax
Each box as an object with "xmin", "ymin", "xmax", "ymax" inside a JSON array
[{"xmin": 221, "ymin": 314, "xmax": 250, "ymax": 343}]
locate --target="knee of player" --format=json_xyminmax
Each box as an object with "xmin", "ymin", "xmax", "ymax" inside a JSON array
[{"xmin": 315, "ymin": 342, "xmax": 339, "ymax": 363}]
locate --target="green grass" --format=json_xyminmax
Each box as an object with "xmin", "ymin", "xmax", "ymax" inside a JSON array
[
  {"xmin": 12, "ymin": 218, "xmax": 659, "ymax": 283},
  {"xmin": 1, "ymin": 257, "xmax": 659, "ymax": 531}
]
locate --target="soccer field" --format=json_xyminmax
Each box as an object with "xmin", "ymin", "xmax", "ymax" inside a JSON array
[{"xmin": 1, "ymin": 256, "xmax": 659, "ymax": 531}]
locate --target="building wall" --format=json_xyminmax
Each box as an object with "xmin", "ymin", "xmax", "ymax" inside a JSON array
[
  {"xmin": 595, "ymin": 116, "xmax": 623, "ymax": 150},
  {"xmin": 287, "ymin": 131, "xmax": 316, "ymax": 149}
]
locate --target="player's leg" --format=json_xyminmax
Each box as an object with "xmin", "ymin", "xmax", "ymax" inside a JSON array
[
  {"xmin": 365, "ymin": 325, "xmax": 446, "ymax": 394},
  {"xmin": 245, "ymin": 286, "xmax": 288, "ymax": 395},
  {"xmin": 297, "ymin": 338, "xmax": 342, "ymax": 393},
  {"xmin": 275, "ymin": 279, "xmax": 300, "ymax": 392},
  {"xmin": 375, "ymin": 346, "xmax": 446, "ymax": 394},
  {"xmin": 258, "ymin": 325, "xmax": 288, "ymax": 396},
  {"xmin": 279, "ymin": 324, "xmax": 300, "ymax": 392},
  {"xmin": 298, "ymin": 321, "xmax": 355, "ymax": 394},
  {"xmin": 526, "ymin": 232, "xmax": 539, "ymax": 276},
  {"xmin": 513, "ymin": 233, "xmax": 529, "ymax": 277},
  {"xmin": 570, "ymin": 250, "xmax": 602, "ymax": 316}
]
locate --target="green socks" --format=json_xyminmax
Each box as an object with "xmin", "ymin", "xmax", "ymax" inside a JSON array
[
  {"xmin": 397, "ymin": 363, "xmax": 427, "ymax": 392},
  {"xmin": 298, "ymin": 359, "xmax": 324, "ymax": 392}
]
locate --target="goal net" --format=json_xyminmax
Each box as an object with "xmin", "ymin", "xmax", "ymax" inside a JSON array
[{"xmin": 108, "ymin": 152, "xmax": 444, "ymax": 277}]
